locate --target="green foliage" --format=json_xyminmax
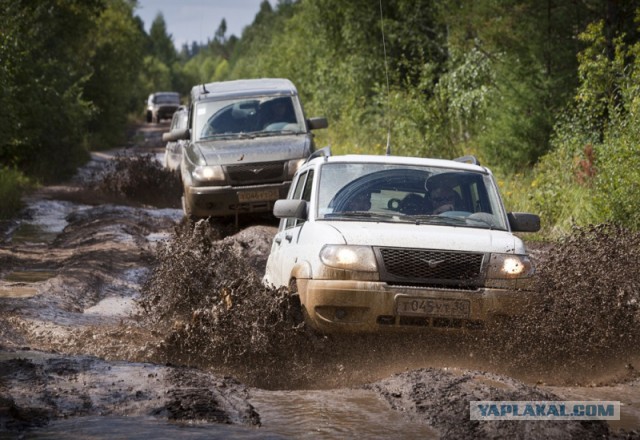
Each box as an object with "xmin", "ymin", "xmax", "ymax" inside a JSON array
[
  {"xmin": 0, "ymin": 167, "xmax": 31, "ymax": 220},
  {"xmin": 85, "ymin": 0, "xmax": 146, "ymax": 149},
  {"xmin": 148, "ymin": 13, "xmax": 177, "ymax": 66},
  {"xmin": 140, "ymin": 55, "xmax": 173, "ymax": 92},
  {"xmin": 528, "ymin": 17, "xmax": 640, "ymax": 234},
  {"xmin": 0, "ymin": 0, "xmax": 102, "ymax": 182}
]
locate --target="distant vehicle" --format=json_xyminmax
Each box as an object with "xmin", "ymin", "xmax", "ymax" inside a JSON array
[
  {"xmin": 163, "ymin": 78, "xmax": 328, "ymax": 221},
  {"xmin": 263, "ymin": 152, "xmax": 541, "ymax": 334},
  {"xmin": 163, "ymin": 105, "xmax": 188, "ymax": 172},
  {"xmin": 146, "ymin": 92, "xmax": 181, "ymax": 123}
]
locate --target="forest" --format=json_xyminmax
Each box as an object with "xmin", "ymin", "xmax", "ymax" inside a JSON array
[{"xmin": 1, "ymin": 0, "xmax": 640, "ymax": 236}]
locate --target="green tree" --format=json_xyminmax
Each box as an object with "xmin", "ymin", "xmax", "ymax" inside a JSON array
[
  {"xmin": 530, "ymin": 16, "xmax": 640, "ymax": 233},
  {"xmin": 0, "ymin": 0, "xmax": 103, "ymax": 181},
  {"xmin": 84, "ymin": 0, "xmax": 146, "ymax": 148},
  {"xmin": 148, "ymin": 13, "xmax": 177, "ymax": 66}
]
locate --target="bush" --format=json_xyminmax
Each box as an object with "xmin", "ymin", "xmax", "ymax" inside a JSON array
[{"xmin": 0, "ymin": 167, "xmax": 30, "ymax": 220}]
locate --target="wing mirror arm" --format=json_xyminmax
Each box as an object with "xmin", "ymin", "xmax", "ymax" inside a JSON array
[{"xmin": 162, "ymin": 128, "xmax": 190, "ymax": 142}]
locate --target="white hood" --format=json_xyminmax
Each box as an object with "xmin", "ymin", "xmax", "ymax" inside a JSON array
[{"xmin": 307, "ymin": 221, "xmax": 525, "ymax": 254}]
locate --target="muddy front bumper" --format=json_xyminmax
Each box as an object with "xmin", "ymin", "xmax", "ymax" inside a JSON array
[
  {"xmin": 297, "ymin": 279, "xmax": 535, "ymax": 333},
  {"xmin": 185, "ymin": 182, "xmax": 291, "ymax": 218}
]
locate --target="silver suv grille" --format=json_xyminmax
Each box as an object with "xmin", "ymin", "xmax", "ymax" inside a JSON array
[
  {"xmin": 375, "ymin": 247, "xmax": 486, "ymax": 288},
  {"xmin": 226, "ymin": 161, "xmax": 286, "ymax": 185}
]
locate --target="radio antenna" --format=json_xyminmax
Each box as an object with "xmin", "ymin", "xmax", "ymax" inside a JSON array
[{"xmin": 379, "ymin": 0, "xmax": 391, "ymax": 156}]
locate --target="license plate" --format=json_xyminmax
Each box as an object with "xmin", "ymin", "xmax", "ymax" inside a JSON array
[
  {"xmin": 238, "ymin": 189, "xmax": 279, "ymax": 202},
  {"xmin": 396, "ymin": 297, "xmax": 470, "ymax": 318}
]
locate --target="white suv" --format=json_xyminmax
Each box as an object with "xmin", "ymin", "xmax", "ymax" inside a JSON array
[{"xmin": 263, "ymin": 152, "xmax": 540, "ymax": 333}]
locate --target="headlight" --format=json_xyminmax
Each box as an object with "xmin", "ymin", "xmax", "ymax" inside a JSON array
[
  {"xmin": 192, "ymin": 165, "xmax": 225, "ymax": 183},
  {"xmin": 487, "ymin": 254, "xmax": 535, "ymax": 279},
  {"xmin": 286, "ymin": 158, "xmax": 306, "ymax": 179},
  {"xmin": 320, "ymin": 245, "xmax": 378, "ymax": 272}
]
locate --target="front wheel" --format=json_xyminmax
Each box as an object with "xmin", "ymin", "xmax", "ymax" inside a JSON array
[
  {"xmin": 181, "ymin": 195, "xmax": 200, "ymax": 222},
  {"xmin": 287, "ymin": 279, "xmax": 306, "ymax": 327}
]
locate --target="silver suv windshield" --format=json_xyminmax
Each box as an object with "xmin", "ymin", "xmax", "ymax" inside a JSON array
[
  {"xmin": 316, "ymin": 162, "xmax": 509, "ymax": 230},
  {"xmin": 193, "ymin": 95, "xmax": 305, "ymax": 141}
]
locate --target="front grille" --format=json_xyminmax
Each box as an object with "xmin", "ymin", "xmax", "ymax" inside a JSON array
[
  {"xmin": 226, "ymin": 161, "xmax": 285, "ymax": 185},
  {"xmin": 376, "ymin": 247, "xmax": 486, "ymax": 288}
]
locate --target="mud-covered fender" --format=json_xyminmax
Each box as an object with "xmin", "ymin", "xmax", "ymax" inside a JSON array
[
  {"xmin": 291, "ymin": 260, "xmax": 312, "ymax": 282},
  {"xmin": 290, "ymin": 261, "xmax": 312, "ymax": 304}
]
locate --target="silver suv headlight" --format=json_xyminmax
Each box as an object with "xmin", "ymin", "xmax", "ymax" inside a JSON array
[
  {"xmin": 486, "ymin": 254, "xmax": 535, "ymax": 279},
  {"xmin": 192, "ymin": 165, "xmax": 225, "ymax": 184},
  {"xmin": 320, "ymin": 245, "xmax": 378, "ymax": 272}
]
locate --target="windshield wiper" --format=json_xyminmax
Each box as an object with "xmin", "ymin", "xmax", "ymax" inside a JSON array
[
  {"xmin": 253, "ymin": 130, "xmax": 305, "ymax": 137},
  {"xmin": 394, "ymin": 214, "xmax": 469, "ymax": 226},
  {"xmin": 323, "ymin": 211, "xmax": 395, "ymax": 221},
  {"xmin": 200, "ymin": 132, "xmax": 257, "ymax": 141}
]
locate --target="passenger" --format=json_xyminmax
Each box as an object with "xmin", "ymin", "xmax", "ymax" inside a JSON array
[
  {"xmin": 431, "ymin": 185, "xmax": 459, "ymax": 214},
  {"xmin": 261, "ymin": 98, "xmax": 295, "ymax": 128}
]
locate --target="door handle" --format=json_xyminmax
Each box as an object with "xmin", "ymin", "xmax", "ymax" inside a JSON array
[{"xmin": 285, "ymin": 234, "xmax": 293, "ymax": 242}]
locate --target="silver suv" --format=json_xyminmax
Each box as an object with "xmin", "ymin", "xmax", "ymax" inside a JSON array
[
  {"xmin": 163, "ymin": 78, "xmax": 328, "ymax": 220},
  {"xmin": 263, "ymin": 152, "xmax": 540, "ymax": 333}
]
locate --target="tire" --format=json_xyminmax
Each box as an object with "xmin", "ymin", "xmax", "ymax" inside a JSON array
[
  {"xmin": 181, "ymin": 195, "xmax": 200, "ymax": 223},
  {"xmin": 287, "ymin": 279, "xmax": 307, "ymax": 327}
]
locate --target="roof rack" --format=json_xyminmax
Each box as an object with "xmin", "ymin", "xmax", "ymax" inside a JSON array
[
  {"xmin": 453, "ymin": 155, "xmax": 480, "ymax": 165},
  {"xmin": 305, "ymin": 146, "xmax": 331, "ymax": 163}
]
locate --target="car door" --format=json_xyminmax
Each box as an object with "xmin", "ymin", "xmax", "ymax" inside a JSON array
[
  {"xmin": 267, "ymin": 169, "xmax": 314, "ymax": 286},
  {"xmin": 165, "ymin": 108, "xmax": 187, "ymax": 170}
]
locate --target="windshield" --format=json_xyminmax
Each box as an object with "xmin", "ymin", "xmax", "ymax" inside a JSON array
[
  {"xmin": 193, "ymin": 95, "xmax": 305, "ymax": 141},
  {"xmin": 154, "ymin": 93, "xmax": 180, "ymax": 104},
  {"xmin": 316, "ymin": 162, "xmax": 509, "ymax": 230}
]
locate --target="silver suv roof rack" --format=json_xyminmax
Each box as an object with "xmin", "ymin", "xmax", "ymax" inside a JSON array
[{"xmin": 453, "ymin": 155, "xmax": 480, "ymax": 165}]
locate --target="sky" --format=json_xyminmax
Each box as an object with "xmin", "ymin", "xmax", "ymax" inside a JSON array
[{"xmin": 135, "ymin": 0, "xmax": 274, "ymax": 49}]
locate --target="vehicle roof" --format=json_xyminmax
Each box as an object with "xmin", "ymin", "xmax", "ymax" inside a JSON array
[
  {"xmin": 306, "ymin": 154, "xmax": 490, "ymax": 174},
  {"xmin": 151, "ymin": 91, "xmax": 180, "ymax": 97},
  {"xmin": 190, "ymin": 78, "xmax": 298, "ymax": 102}
]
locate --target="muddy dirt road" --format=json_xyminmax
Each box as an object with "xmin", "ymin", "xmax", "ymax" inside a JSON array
[{"xmin": 1, "ymin": 124, "xmax": 639, "ymax": 439}]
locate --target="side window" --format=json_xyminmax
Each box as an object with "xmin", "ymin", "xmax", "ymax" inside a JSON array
[
  {"xmin": 284, "ymin": 170, "xmax": 312, "ymax": 229},
  {"xmin": 466, "ymin": 180, "xmax": 492, "ymax": 213}
]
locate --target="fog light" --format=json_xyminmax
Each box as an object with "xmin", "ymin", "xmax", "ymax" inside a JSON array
[{"xmin": 335, "ymin": 309, "xmax": 347, "ymax": 320}]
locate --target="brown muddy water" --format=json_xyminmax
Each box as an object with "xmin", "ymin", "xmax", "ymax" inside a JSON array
[{"xmin": 1, "ymin": 137, "xmax": 639, "ymax": 439}]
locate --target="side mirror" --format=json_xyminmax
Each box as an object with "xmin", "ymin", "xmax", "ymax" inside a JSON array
[
  {"xmin": 508, "ymin": 212, "xmax": 541, "ymax": 233},
  {"xmin": 307, "ymin": 117, "xmax": 328, "ymax": 130},
  {"xmin": 162, "ymin": 128, "xmax": 190, "ymax": 142},
  {"xmin": 273, "ymin": 199, "xmax": 308, "ymax": 220}
]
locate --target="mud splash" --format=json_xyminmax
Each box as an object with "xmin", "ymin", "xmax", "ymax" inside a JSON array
[
  {"xmin": 482, "ymin": 224, "xmax": 640, "ymax": 384},
  {"xmin": 137, "ymin": 219, "xmax": 314, "ymax": 388},
  {"xmin": 91, "ymin": 152, "xmax": 182, "ymax": 209},
  {"xmin": 139, "ymin": 221, "xmax": 640, "ymax": 392}
]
